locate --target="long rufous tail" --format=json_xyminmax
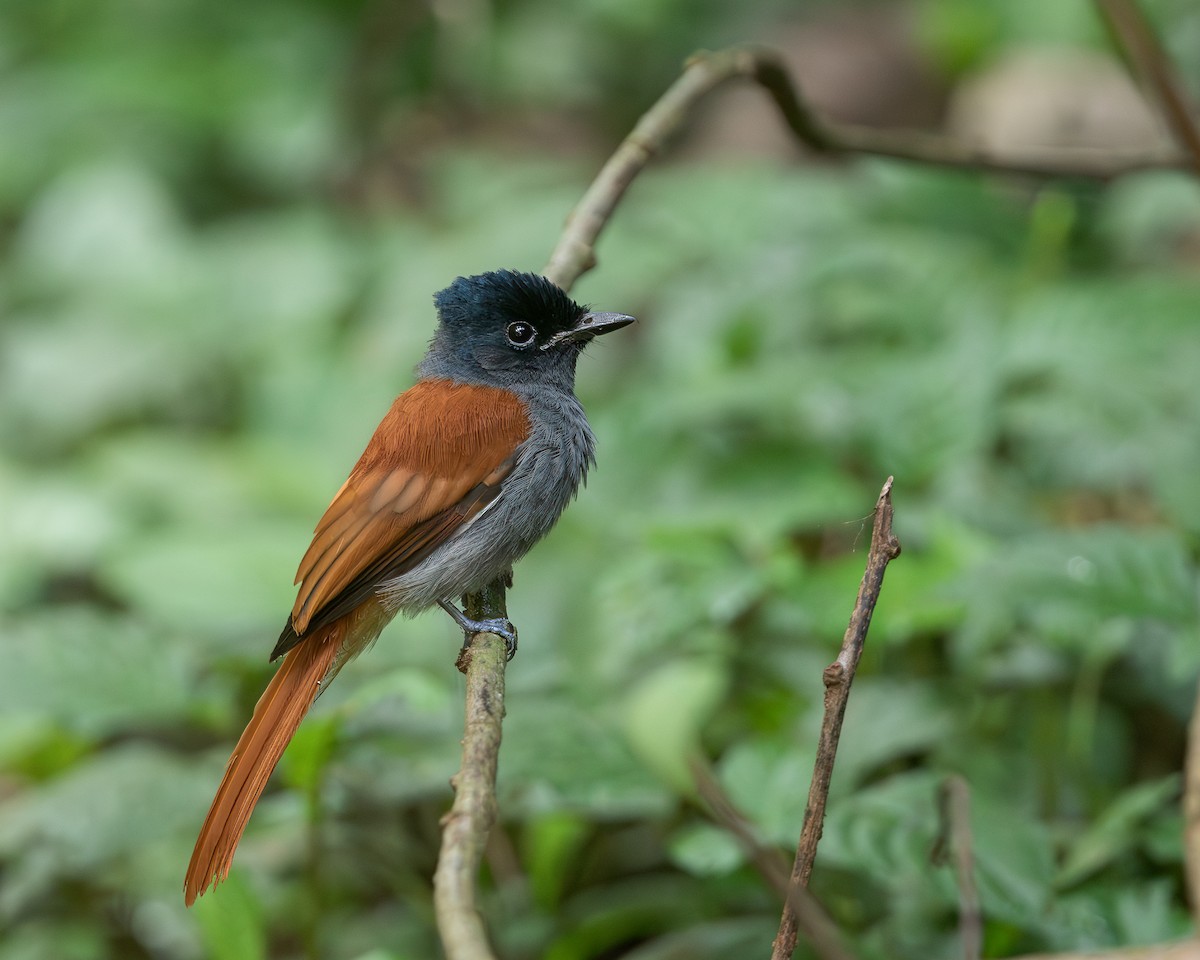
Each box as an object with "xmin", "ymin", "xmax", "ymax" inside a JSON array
[{"xmin": 183, "ymin": 628, "xmax": 341, "ymax": 906}]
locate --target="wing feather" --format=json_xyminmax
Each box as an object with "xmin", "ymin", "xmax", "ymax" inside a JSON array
[{"xmin": 281, "ymin": 380, "xmax": 529, "ymax": 650}]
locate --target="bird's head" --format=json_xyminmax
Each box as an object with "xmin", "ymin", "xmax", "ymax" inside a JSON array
[{"xmin": 422, "ymin": 270, "xmax": 634, "ymax": 390}]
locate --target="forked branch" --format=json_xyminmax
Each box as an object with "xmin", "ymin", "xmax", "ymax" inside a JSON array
[{"xmin": 544, "ymin": 44, "xmax": 1188, "ymax": 291}]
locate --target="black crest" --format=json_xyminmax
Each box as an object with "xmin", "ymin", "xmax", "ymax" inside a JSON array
[{"xmin": 433, "ymin": 270, "xmax": 586, "ymax": 338}]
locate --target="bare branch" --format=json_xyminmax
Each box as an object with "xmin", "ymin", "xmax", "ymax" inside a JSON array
[
  {"xmin": 433, "ymin": 583, "xmax": 510, "ymax": 960},
  {"xmin": 691, "ymin": 758, "xmax": 858, "ymax": 960},
  {"xmin": 771, "ymin": 478, "xmax": 901, "ymax": 960},
  {"xmin": 543, "ymin": 46, "xmax": 1187, "ymax": 290},
  {"xmin": 1095, "ymin": 0, "xmax": 1200, "ymax": 175},
  {"xmin": 542, "ymin": 47, "xmax": 755, "ymax": 289},
  {"xmin": 1185, "ymin": 675, "xmax": 1200, "ymax": 930},
  {"xmin": 931, "ymin": 776, "xmax": 982, "ymax": 960},
  {"xmin": 746, "ymin": 48, "xmax": 1183, "ymax": 178}
]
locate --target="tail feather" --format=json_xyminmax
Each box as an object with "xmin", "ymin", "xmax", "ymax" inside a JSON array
[{"xmin": 183, "ymin": 629, "xmax": 340, "ymax": 906}]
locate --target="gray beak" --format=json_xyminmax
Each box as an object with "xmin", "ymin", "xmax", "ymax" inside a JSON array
[
  {"xmin": 578, "ymin": 311, "xmax": 636, "ymax": 336},
  {"xmin": 543, "ymin": 310, "xmax": 636, "ymax": 349}
]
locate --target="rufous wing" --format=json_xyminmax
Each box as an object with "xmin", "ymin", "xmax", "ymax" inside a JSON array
[{"xmin": 274, "ymin": 379, "xmax": 530, "ymax": 657}]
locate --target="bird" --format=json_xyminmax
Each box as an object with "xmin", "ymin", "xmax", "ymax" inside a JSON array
[{"xmin": 183, "ymin": 269, "xmax": 634, "ymax": 905}]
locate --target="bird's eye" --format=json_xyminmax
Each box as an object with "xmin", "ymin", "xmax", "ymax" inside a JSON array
[{"xmin": 506, "ymin": 321, "xmax": 536, "ymax": 345}]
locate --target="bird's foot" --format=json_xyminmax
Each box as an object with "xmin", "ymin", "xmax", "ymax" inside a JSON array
[{"xmin": 438, "ymin": 599, "xmax": 518, "ymax": 660}]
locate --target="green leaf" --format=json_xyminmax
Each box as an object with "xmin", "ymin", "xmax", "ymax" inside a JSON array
[
  {"xmin": 0, "ymin": 745, "xmax": 216, "ymax": 910},
  {"xmin": 621, "ymin": 660, "xmax": 727, "ymax": 794},
  {"xmin": 716, "ymin": 737, "xmax": 814, "ymax": 847},
  {"xmin": 667, "ymin": 822, "xmax": 743, "ymax": 877},
  {"xmin": 1057, "ymin": 774, "xmax": 1181, "ymax": 888},
  {"xmin": 523, "ymin": 811, "xmax": 591, "ymax": 909},
  {"xmin": 100, "ymin": 520, "xmax": 300, "ymax": 643},
  {"xmin": 969, "ymin": 791, "xmax": 1058, "ymax": 925},
  {"xmin": 835, "ymin": 680, "xmax": 955, "ymax": 793},
  {"xmin": 820, "ymin": 771, "xmax": 944, "ymax": 881},
  {"xmin": 500, "ymin": 697, "xmax": 668, "ymax": 818},
  {"xmin": 0, "ymin": 609, "xmax": 203, "ymax": 739},
  {"xmin": 280, "ymin": 715, "xmax": 339, "ymax": 796},
  {"xmin": 193, "ymin": 870, "xmax": 266, "ymax": 960},
  {"xmin": 0, "ymin": 920, "xmax": 106, "ymax": 960}
]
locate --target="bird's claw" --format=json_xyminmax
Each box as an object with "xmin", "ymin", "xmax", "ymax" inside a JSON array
[
  {"xmin": 464, "ymin": 617, "xmax": 518, "ymax": 661},
  {"xmin": 438, "ymin": 599, "xmax": 518, "ymax": 660}
]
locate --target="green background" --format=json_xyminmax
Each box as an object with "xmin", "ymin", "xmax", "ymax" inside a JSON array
[{"xmin": 3, "ymin": 0, "xmax": 1200, "ymax": 957}]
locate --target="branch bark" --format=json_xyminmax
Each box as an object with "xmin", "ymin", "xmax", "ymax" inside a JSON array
[
  {"xmin": 692, "ymin": 758, "xmax": 858, "ymax": 960},
  {"xmin": 771, "ymin": 478, "xmax": 901, "ymax": 960},
  {"xmin": 542, "ymin": 45, "xmax": 1187, "ymax": 291},
  {"xmin": 1185, "ymin": 674, "xmax": 1200, "ymax": 930},
  {"xmin": 433, "ymin": 586, "xmax": 509, "ymax": 960},
  {"xmin": 931, "ymin": 775, "xmax": 982, "ymax": 960},
  {"xmin": 1095, "ymin": 0, "xmax": 1200, "ymax": 176}
]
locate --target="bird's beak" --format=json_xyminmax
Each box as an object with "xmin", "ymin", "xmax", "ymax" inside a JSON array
[
  {"xmin": 543, "ymin": 311, "xmax": 636, "ymax": 349},
  {"xmin": 579, "ymin": 311, "xmax": 636, "ymax": 336}
]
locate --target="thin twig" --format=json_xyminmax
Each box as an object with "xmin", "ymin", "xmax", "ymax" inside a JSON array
[
  {"xmin": 931, "ymin": 776, "xmax": 982, "ymax": 960},
  {"xmin": 771, "ymin": 477, "xmax": 901, "ymax": 960},
  {"xmin": 691, "ymin": 758, "xmax": 858, "ymax": 960},
  {"xmin": 542, "ymin": 45, "xmax": 1186, "ymax": 290},
  {"xmin": 1095, "ymin": 0, "xmax": 1200, "ymax": 176},
  {"xmin": 1184, "ymin": 675, "xmax": 1200, "ymax": 930},
  {"xmin": 541, "ymin": 48, "xmax": 751, "ymax": 289},
  {"xmin": 746, "ymin": 47, "xmax": 1183, "ymax": 178}
]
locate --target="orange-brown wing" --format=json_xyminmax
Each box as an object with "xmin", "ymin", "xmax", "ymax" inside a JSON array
[{"xmin": 277, "ymin": 380, "xmax": 529, "ymax": 655}]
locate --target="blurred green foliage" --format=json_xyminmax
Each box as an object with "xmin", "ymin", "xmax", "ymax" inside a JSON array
[{"xmin": 3, "ymin": 0, "xmax": 1200, "ymax": 958}]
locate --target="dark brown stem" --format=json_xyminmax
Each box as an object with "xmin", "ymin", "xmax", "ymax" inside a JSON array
[
  {"xmin": 745, "ymin": 46, "xmax": 1182, "ymax": 178},
  {"xmin": 771, "ymin": 478, "xmax": 901, "ymax": 960},
  {"xmin": 1184, "ymin": 675, "xmax": 1200, "ymax": 930},
  {"xmin": 1095, "ymin": 0, "xmax": 1200, "ymax": 175},
  {"xmin": 692, "ymin": 758, "xmax": 858, "ymax": 960},
  {"xmin": 542, "ymin": 45, "xmax": 1188, "ymax": 291}
]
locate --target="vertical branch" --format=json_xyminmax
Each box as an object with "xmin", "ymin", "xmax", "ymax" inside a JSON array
[
  {"xmin": 932, "ymin": 776, "xmax": 982, "ymax": 960},
  {"xmin": 692, "ymin": 758, "xmax": 859, "ymax": 960},
  {"xmin": 771, "ymin": 478, "xmax": 901, "ymax": 960},
  {"xmin": 1184, "ymin": 676, "xmax": 1200, "ymax": 930},
  {"xmin": 433, "ymin": 624, "xmax": 509, "ymax": 960}
]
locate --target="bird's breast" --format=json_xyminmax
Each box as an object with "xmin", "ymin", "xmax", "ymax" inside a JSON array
[
  {"xmin": 485, "ymin": 388, "xmax": 595, "ymax": 545},
  {"xmin": 376, "ymin": 387, "xmax": 596, "ymax": 612}
]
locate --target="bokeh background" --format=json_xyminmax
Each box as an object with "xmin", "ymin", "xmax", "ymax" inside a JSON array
[{"xmin": 4, "ymin": 1, "xmax": 1200, "ymax": 958}]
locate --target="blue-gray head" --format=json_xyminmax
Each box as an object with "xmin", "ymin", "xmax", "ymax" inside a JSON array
[{"xmin": 422, "ymin": 270, "xmax": 634, "ymax": 389}]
